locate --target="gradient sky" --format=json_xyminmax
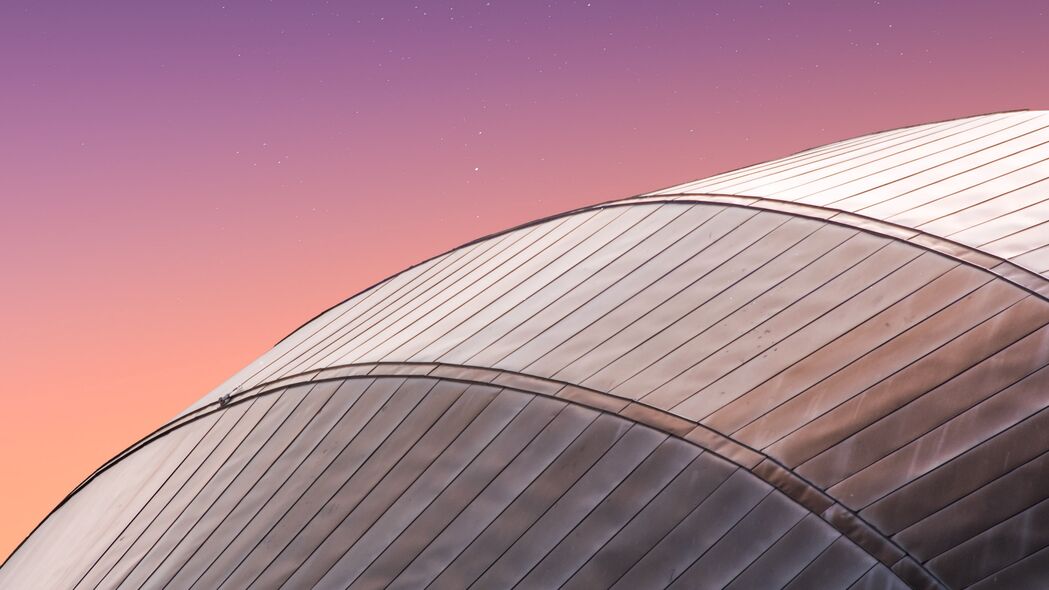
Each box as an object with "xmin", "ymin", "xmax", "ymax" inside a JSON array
[{"xmin": 1, "ymin": 0, "xmax": 1047, "ymax": 561}]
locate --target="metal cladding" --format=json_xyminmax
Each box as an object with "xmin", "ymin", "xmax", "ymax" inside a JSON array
[{"xmin": 5, "ymin": 111, "xmax": 1049, "ymax": 589}]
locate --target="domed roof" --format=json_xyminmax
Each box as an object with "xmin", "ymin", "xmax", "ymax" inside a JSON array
[{"xmin": 4, "ymin": 112, "xmax": 1049, "ymax": 589}]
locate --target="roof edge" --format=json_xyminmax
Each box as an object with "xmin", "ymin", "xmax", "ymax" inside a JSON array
[
  {"xmin": 13, "ymin": 362, "xmax": 948, "ymax": 588},
  {"xmin": 635, "ymin": 108, "xmax": 1034, "ymax": 199}
]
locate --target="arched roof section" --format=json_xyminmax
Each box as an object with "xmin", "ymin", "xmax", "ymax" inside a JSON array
[
  {"xmin": 169, "ymin": 198, "xmax": 1049, "ymax": 587},
  {"xmin": 645, "ymin": 110, "xmax": 1049, "ymax": 278}
]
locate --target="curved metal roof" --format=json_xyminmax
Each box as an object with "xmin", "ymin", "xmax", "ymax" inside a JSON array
[
  {"xmin": 4, "ymin": 112, "xmax": 1049, "ymax": 589},
  {"xmin": 647, "ymin": 110, "xmax": 1049, "ymax": 277}
]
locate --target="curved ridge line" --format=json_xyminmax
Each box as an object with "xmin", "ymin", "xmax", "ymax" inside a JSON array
[
  {"xmin": 634, "ymin": 109, "xmax": 1033, "ymax": 199},
  {"xmin": 611, "ymin": 193, "xmax": 1049, "ymax": 300},
  {"xmin": 23, "ymin": 362, "xmax": 945, "ymax": 588},
  {"xmin": 267, "ymin": 189, "xmax": 1047, "ymax": 369}
]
